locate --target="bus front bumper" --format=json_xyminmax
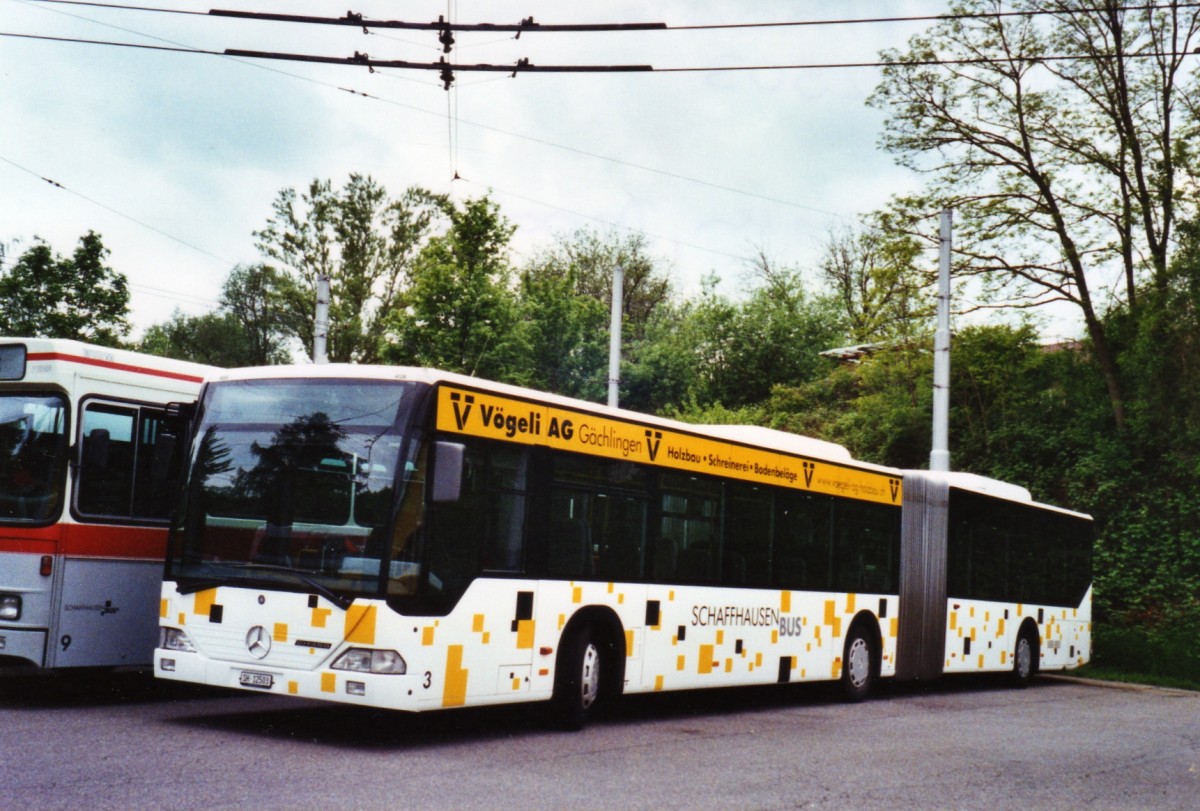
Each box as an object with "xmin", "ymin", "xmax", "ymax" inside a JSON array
[
  {"xmin": 153, "ymin": 648, "xmax": 428, "ymax": 710},
  {"xmin": 0, "ymin": 627, "xmax": 47, "ymax": 668}
]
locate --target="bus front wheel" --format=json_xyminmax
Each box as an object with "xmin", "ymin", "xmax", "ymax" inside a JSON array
[{"xmin": 552, "ymin": 628, "xmax": 603, "ymax": 730}]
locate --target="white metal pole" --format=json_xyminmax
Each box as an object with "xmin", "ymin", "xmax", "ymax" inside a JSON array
[
  {"xmin": 930, "ymin": 210, "xmax": 952, "ymax": 472},
  {"xmin": 314, "ymin": 273, "xmax": 330, "ymax": 364},
  {"xmin": 607, "ymin": 264, "xmax": 624, "ymax": 408}
]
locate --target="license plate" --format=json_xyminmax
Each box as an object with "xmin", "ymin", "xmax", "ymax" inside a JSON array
[{"xmin": 239, "ymin": 670, "xmax": 274, "ymax": 689}]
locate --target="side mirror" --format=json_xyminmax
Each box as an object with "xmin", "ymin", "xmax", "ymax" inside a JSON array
[
  {"xmin": 430, "ymin": 441, "xmax": 464, "ymax": 503},
  {"xmin": 164, "ymin": 401, "xmax": 197, "ymax": 422}
]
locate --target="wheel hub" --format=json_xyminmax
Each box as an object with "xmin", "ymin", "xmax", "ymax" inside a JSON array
[
  {"xmin": 847, "ymin": 637, "xmax": 871, "ymax": 687},
  {"xmin": 580, "ymin": 642, "xmax": 600, "ymax": 709}
]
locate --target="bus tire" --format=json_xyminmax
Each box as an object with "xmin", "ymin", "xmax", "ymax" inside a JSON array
[
  {"xmin": 1012, "ymin": 626, "xmax": 1039, "ymax": 688},
  {"xmin": 840, "ymin": 624, "xmax": 875, "ymax": 703},
  {"xmin": 552, "ymin": 627, "xmax": 603, "ymax": 731}
]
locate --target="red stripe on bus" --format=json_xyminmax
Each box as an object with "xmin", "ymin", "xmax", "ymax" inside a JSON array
[
  {"xmin": 0, "ymin": 523, "xmax": 168, "ymax": 559},
  {"xmin": 26, "ymin": 351, "xmax": 206, "ymax": 384},
  {"xmin": 0, "ymin": 524, "xmax": 61, "ymax": 555}
]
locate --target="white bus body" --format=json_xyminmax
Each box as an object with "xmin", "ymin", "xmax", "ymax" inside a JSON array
[
  {"xmin": 0, "ymin": 338, "xmax": 216, "ymax": 669},
  {"xmin": 156, "ymin": 365, "xmax": 1092, "ymax": 724}
]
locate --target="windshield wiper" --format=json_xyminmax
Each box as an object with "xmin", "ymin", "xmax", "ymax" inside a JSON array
[{"xmin": 181, "ymin": 563, "xmax": 354, "ymax": 610}]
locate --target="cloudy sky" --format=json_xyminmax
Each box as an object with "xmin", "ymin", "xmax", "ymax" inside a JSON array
[{"xmin": 3, "ymin": 1, "xmax": 957, "ymax": 338}]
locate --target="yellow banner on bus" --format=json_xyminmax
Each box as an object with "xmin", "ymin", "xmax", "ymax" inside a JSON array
[{"xmin": 436, "ymin": 385, "xmax": 900, "ymax": 506}]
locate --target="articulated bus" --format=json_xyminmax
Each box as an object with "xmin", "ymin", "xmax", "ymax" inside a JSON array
[
  {"xmin": 0, "ymin": 338, "xmax": 216, "ymax": 670},
  {"xmin": 155, "ymin": 365, "xmax": 1092, "ymax": 727}
]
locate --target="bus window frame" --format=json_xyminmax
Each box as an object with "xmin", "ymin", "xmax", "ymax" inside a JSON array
[
  {"xmin": 72, "ymin": 394, "xmax": 188, "ymax": 527},
  {"xmin": 168, "ymin": 379, "xmax": 435, "ymax": 606},
  {"xmin": 0, "ymin": 385, "xmax": 71, "ymax": 528},
  {"xmin": 945, "ymin": 487, "xmax": 1093, "ymax": 608}
]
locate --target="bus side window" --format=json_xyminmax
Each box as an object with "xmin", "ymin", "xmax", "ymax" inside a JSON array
[
  {"xmin": 79, "ymin": 403, "xmax": 182, "ymax": 521},
  {"xmin": 426, "ymin": 438, "xmax": 530, "ymax": 600},
  {"xmin": 775, "ymin": 491, "xmax": 833, "ymax": 591},
  {"xmin": 547, "ymin": 492, "xmax": 592, "ymax": 579},
  {"xmin": 659, "ymin": 473, "xmax": 719, "ymax": 584},
  {"xmin": 426, "ymin": 439, "xmax": 488, "ymax": 596},
  {"xmin": 832, "ymin": 501, "xmax": 899, "ymax": 594},
  {"xmin": 972, "ymin": 521, "xmax": 1009, "ymax": 602},
  {"xmin": 78, "ymin": 403, "xmax": 137, "ymax": 517},
  {"xmin": 946, "ymin": 518, "xmax": 972, "ymax": 599},
  {"xmin": 485, "ymin": 444, "xmax": 527, "ymax": 573},
  {"xmin": 546, "ymin": 454, "xmax": 648, "ymax": 582},
  {"xmin": 134, "ymin": 410, "xmax": 185, "ymax": 519},
  {"xmin": 724, "ymin": 484, "xmax": 772, "ymax": 588}
]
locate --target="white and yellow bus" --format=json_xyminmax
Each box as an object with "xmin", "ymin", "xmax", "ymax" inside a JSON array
[
  {"xmin": 155, "ymin": 365, "xmax": 1092, "ymax": 727},
  {"xmin": 1, "ymin": 338, "xmax": 216, "ymax": 670}
]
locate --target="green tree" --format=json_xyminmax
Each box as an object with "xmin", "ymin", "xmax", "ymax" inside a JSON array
[
  {"xmin": 692, "ymin": 259, "xmax": 847, "ymax": 409},
  {"xmin": 381, "ymin": 196, "xmax": 519, "ymax": 379},
  {"xmin": 621, "ymin": 301, "xmax": 703, "ymax": 414},
  {"xmin": 219, "ymin": 264, "xmax": 290, "ymax": 365},
  {"xmin": 1084, "ymin": 216, "xmax": 1200, "ymax": 631},
  {"xmin": 139, "ymin": 263, "xmax": 291, "ymax": 367},
  {"xmin": 870, "ymin": 0, "xmax": 1200, "ymax": 427},
  {"xmin": 527, "ymin": 228, "xmax": 672, "ymax": 342},
  {"xmin": 255, "ymin": 174, "xmax": 448, "ymax": 363},
  {"xmin": 619, "ymin": 259, "xmax": 847, "ymax": 416},
  {"xmin": 0, "ymin": 231, "xmax": 130, "ymax": 345},
  {"xmin": 820, "ymin": 221, "xmax": 930, "ymax": 345},
  {"xmin": 511, "ymin": 266, "xmax": 609, "ymax": 401},
  {"xmin": 511, "ymin": 228, "xmax": 675, "ymax": 407},
  {"xmin": 139, "ymin": 310, "xmax": 260, "ymax": 367}
]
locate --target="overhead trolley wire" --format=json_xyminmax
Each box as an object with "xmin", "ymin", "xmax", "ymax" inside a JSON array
[
  {"xmin": 220, "ymin": 48, "xmax": 651, "ymax": 74},
  {"xmin": 663, "ymin": 3, "xmax": 1200, "ymax": 30},
  {"xmin": 0, "ymin": 154, "xmax": 234, "ymax": 267},
  {"xmin": 1, "ymin": 30, "xmax": 224, "ymax": 55},
  {"xmin": 9, "ymin": 1, "xmax": 1197, "ymax": 240},
  {"xmin": 4, "ymin": 25, "xmax": 1194, "ymax": 219},
  {"xmin": 0, "ymin": 28, "xmax": 838, "ymax": 216},
  {"xmin": 20, "ymin": 0, "xmax": 210, "ymax": 16},
  {"xmin": 7, "ymin": 30, "xmax": 1193, "ymax": 75},
  {"xmin": 207, "ymin": 7, "xmax": 668, "ymax": 33},
  {"xmin": 21, "ymin": 0, "xmax": 1200, "ymax": 33}
]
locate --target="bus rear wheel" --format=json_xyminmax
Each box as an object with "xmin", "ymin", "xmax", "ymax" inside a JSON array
[
  {"xmin": 1012, "ymin": 628, "xmax": 1038, "ymax": 688},
  {"xmin": 552, "ymin": 628, "xmax": 603, "ymax": 730},
  {"xmin": 840, "ymin": 626, "xmax": 875, "ymax": 703}
]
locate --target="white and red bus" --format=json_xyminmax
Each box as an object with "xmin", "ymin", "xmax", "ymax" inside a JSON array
[
  {"xmin": 0, "ymin": 338, "xmax": 216, "ymax": 670},
  {"xmin": 155, "ymin": 365, "xmax": 1092, "ymax": 727}
]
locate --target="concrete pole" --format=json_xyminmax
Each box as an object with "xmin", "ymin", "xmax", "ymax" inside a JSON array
[
  {"xmin": 930, "ymin": 210, "xmax": 952, "ymax": 472},
  {"xmin": 607, "ymin": 265, "xmax": 624, "ymax": 408},
  {"xmin": 314, "ymin": 273, "xmax": 330, "ymax": 364}
]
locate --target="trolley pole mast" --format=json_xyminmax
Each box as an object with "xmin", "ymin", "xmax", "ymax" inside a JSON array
[
  {"xmin": 930, "ymin": 210, "xmax": 952, "ymax": 472},
  {"xmin": 313, "ymin": 273, "xmax": 330, "ymax": 364},
  {"xmin": 607, "ymin": 264, "xmax": 623, "ymax": 408}
]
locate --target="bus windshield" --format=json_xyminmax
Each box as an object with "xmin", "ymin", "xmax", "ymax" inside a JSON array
[
  {"xmin": 0, "ymin": 393, "xmax": 68, "ymax": 523},
  {"xmin": 168, "ymin": 378, "xmax": 428, "ymax": 604}
]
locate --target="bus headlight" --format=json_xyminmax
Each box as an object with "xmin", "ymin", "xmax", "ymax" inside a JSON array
[
  {"xmin": 159, "ymin": 627, "xmax": 196, "ymax": 653},
  {"xmin": 331, "ymin": 648, "xmax": 407, "ymax": 675},
  {"xmin": 0, "ymin": 594, "xmax": 20, "ymax": 621}
]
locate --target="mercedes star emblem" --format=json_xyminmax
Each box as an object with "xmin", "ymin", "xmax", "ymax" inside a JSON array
[{"xmin": 245, "ymin": 625, "xmax": 271, "ymax": 659}]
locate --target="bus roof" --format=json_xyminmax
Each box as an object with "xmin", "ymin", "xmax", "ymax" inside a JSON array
[
  {"xmin": 913, "ymin": 469, "xmax": 1092, "ymax": 519},
  {"xmin": 3, "ymin": 337, "xmax": 220, "ymax": 383}
]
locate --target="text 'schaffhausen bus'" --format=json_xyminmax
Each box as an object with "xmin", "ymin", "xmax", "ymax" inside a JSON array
[
  {"xmin": 156, "ymin": 365, "xmax": 1092, "ymax": 726},
  {"xmin": 0, "ymin": 338, "xmax": 216, "ymax": 670}
]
